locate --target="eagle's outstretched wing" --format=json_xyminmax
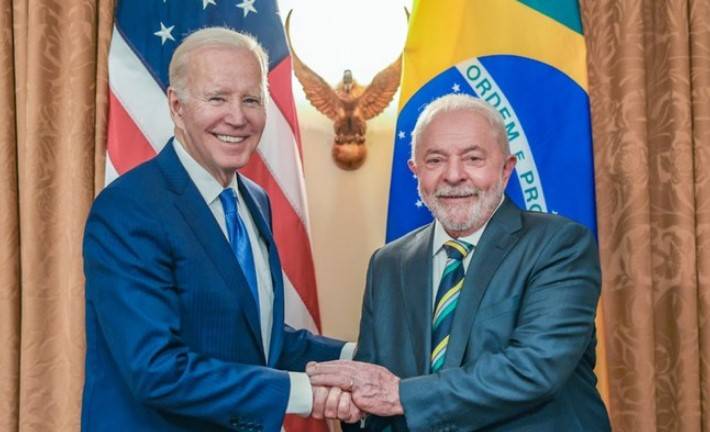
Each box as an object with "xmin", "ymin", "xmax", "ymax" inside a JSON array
[
  {"xmin": 358, "ymin": 53, "xmax": 402, "ymax": 120},
  {"xmin": 285, "ymin": 10, "xmax": 340, "ymax": 121}
]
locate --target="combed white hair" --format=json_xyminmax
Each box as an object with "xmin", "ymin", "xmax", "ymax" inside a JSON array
[
  {"xmin": 168, "ymin": 26, "xmax": 269, "ymax": 101},
  {"xmin": 410, "ymin": 94, "xmax": 510, "ymax": 160}
]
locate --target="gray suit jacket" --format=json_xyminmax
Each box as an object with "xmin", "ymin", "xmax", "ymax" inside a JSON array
[{"xmin": 347, "ymin": 198, "xmax": 610, "ymax": 432}]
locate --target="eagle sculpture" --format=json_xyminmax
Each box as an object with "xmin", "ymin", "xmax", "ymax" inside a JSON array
[{"xmin": 285, "ymin": 10, "xmax": 403, "ymax": 170}]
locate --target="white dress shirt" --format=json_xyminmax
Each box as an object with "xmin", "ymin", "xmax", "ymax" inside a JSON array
[{"xmin": 174, "ymin": 139, "xmax": 358, "ymax": 415}]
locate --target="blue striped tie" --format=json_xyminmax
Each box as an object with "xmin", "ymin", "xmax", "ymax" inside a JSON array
[
  {"xmin": 219, "ymin": 188, "xmax": 259, "ymax": 309},
  {"xmin": 431, "ymin": 239, "xmax": 473, "ymax": 373}
]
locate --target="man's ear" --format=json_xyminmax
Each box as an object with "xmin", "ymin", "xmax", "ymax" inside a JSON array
[
  {"xmin": 167, "ymin": 87, "xmax": 184, "ymax": 129},
  {"xmin": 407, "ymin": 159, "xmax": 417, "ymax": 178},
  {"xmin": 502, "ymin": 154, "xmax": 517, "ymax": 185}
]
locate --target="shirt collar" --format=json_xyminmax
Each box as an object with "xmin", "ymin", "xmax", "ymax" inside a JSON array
[
  {"xmin": 432, "ymin": 194, "xmax": 505, "ymax": 257},
  {"xmin": 173, "ymin": 137, "xmax": 239, "ymax": 205}
]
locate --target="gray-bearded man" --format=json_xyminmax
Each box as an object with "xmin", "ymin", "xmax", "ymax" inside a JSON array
[{"xmin": 307, "ymin": 94, "xmax": 611, "ymax": 431}]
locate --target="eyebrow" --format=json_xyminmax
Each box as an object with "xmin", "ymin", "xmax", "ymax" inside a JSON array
[
  {"xmin": 423, "ymin": 149, "xmax": 447, "ymax": 157},
  {"xmin": 424, "ymin": 145, "xmax": 485, "ymax": 156},
  {"xmin": 460, "ymin": 146, "xmax": 486, "ymax": 154},
  {"xmin": 204, "ymin": 88, "xmax": 228, "ymax": 97}
]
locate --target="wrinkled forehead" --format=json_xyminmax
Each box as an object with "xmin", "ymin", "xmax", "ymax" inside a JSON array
[
  {"xmin": 419, "ymin": 111, "xmax": 502, "ymax": 152},
  {"xmin": 186, "ymin": 44, "xmax": 260, "ymax": 71},
  {"xmin": 184, "ymin": 45, "xmax": 265, "ymax": 91}
]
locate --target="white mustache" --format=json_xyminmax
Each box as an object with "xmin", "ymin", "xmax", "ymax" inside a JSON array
[{"xmin": 434, "ymin": 186, "xmax": 480, "ymax": 198}]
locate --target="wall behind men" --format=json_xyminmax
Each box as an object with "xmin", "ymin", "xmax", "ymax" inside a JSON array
[
  {"xmin": 297, "ymin": 102, "xmax": 399, "ymax": 342},
  {"xmin": 276, "ymin": 0, "xmax": 410, "ymax": 341}
]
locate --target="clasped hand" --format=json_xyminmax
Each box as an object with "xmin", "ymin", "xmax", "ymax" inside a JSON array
[{"xmin": 307, "ymin": 360, "xmax": 404, "ymax": 423}]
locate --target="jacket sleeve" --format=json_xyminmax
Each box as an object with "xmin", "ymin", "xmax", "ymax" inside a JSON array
[
  {"xmin": 354, "ymin": 250, "xmax": 379, "ymax": 365},
  {"xmin": 342, "ymin": 250, "xmax": 401, "ymax": 432},
  {"xmin": 276, "ymin": 326, "xmax": 345, "ymax": 372},
  {"xmin": 398, "ymin": 223, "xmax": 601, "ymax": 432},
  {"xmin": 84, "ymin": 187, "xmax": 289, "ymax": 431}
]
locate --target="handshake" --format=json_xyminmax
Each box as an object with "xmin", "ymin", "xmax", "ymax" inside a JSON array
[{"xmin": 307, "ymin": 360, "xmax": 405, "ymax": 423}]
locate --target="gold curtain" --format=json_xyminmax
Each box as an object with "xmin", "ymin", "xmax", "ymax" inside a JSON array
[
  {"xmin": 582, "ymin": 0, "xmax": 710, "ymax": 430},
  {"xmin": 0, "ymin": 1, "xmax": 113, "ymax": 430}
]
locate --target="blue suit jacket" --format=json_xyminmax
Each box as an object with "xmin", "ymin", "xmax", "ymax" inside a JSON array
[
  {"xmin": 82, "ymin": 140, "xmax": 343, "ymax": 432},
  {"xmin": 346, "ymin": 198, "xmax": 610, "ymax": 432}
]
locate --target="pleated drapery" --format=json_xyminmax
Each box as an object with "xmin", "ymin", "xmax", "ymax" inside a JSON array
[
  {"xmin": 583, "ymin": 0, "xmax": 710, "ymax": 430},
  {"xmin": 0, "ymin": 1, "xmax": 113, "ymax": 430}
]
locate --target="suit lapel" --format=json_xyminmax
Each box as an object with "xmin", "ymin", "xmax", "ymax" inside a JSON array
[
  {"xmin": 156, "ymin": 140, "xmax": 265, "ymax": 358},
  {"xmin": 401, "ymin": 225, "xmax": 435, "ymax": 374},
  {"xmin": 444, "ymin": 198, "xmax": 523, "ymax": 368},
  {"xmin": 237, "ymin": 175, "xmax": 284, "ymax": 368}
]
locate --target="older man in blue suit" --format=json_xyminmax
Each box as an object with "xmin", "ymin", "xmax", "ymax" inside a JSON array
[
  {"xmin": 308, "ymin": 94, "xmax": 611, "ymax": 431},
  {"xmin": 82, "ymin": 27, "xmax": 358, "ymax": 431}
]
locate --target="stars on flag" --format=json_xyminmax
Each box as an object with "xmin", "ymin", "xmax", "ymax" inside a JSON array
[
  {"xmin": 154, "ymin": 22, "xmax": 175, "ymax": 45},
  {"xmin": 398, "ymin": 131, "xmax": 406, "ymax": 139},
  {"xmin": 415, "ymin": 200, "xmax": 424, "ymax": 208},
  {"xmin": 203, "ymin": 0, "xmax": 217, "ymax": 8},
  {"xmin": 451, "ymin": 83, "xmax": 461, "ymax": 92},
  {"xmin": 237, "ymin": 0, "xmax": 257, "ymax": 17}
]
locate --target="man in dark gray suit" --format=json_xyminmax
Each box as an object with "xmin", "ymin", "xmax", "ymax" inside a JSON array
[{"xmin": 307, "ymin": 94, "xmax": 611, "ymax": 431}]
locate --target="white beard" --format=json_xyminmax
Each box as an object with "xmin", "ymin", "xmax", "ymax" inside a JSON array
[{"xmin": 419, "ymin": 174, "xmax": 505, "ymax": 235}]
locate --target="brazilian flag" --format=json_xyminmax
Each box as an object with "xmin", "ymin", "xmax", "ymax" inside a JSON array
[{"xmin": 385, "ymin": 0, "xmax": 595, "ymax": 241}]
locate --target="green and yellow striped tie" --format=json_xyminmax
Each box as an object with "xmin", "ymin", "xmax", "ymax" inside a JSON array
[{"xmin": 431, "ymin": 239, "xmax": 473, "ymax": 373}]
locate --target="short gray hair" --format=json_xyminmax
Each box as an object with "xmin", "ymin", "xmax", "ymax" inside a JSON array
[
  {"xmin": 168, "ymin": 27, "xmax": 269, "ymax": 100},
  {"xmin": 410, "ymin": 94, "xmax": 510, "ymax": 161}
]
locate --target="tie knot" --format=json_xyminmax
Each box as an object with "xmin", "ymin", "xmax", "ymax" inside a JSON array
[
  {"xmin": 443, "ymin": 240, "xmax": 473, "ymax": 261},
  {"xmin": 218, "ymin": 188, "xmax": 238, "ymax": 215}
]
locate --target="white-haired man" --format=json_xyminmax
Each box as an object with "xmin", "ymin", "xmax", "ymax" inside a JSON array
[
  {"xmin": 82, "ymin": 27, "xmax": 357, "ymax": 432},
  {"xmin": 308, "ymin": 94, "xmax": 611, "ymax": 431}
]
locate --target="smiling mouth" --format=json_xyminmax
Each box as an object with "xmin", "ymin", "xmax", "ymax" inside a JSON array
[
  {"xmin": 214, "ymin": 133, "xmax": 245, "ymax": 143},
  {"xmin": 437, "ymin": 193, "xmax": 477, "ymax": 200}
]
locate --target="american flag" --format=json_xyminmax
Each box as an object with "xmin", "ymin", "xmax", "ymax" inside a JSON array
[{"xmin": 106, "ymin": 1, "xmax": 326, "ymax": 430}]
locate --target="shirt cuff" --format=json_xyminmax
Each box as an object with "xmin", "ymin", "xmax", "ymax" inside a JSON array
[
  {"xmin": 286, "ymin": 372, "xmax": 313, "ymax": 415},
  {"xmin": 340, "ymin": 342, "xmax": 357, "ymax": 360}
]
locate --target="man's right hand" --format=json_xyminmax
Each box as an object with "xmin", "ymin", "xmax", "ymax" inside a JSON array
[
  {"xmin": 311, "ymin": 385, "xmax": 362, "ymax": 423},
  {"xmin": 307, "ymin": 360, "xmax": 403, "ymax": 417}
]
